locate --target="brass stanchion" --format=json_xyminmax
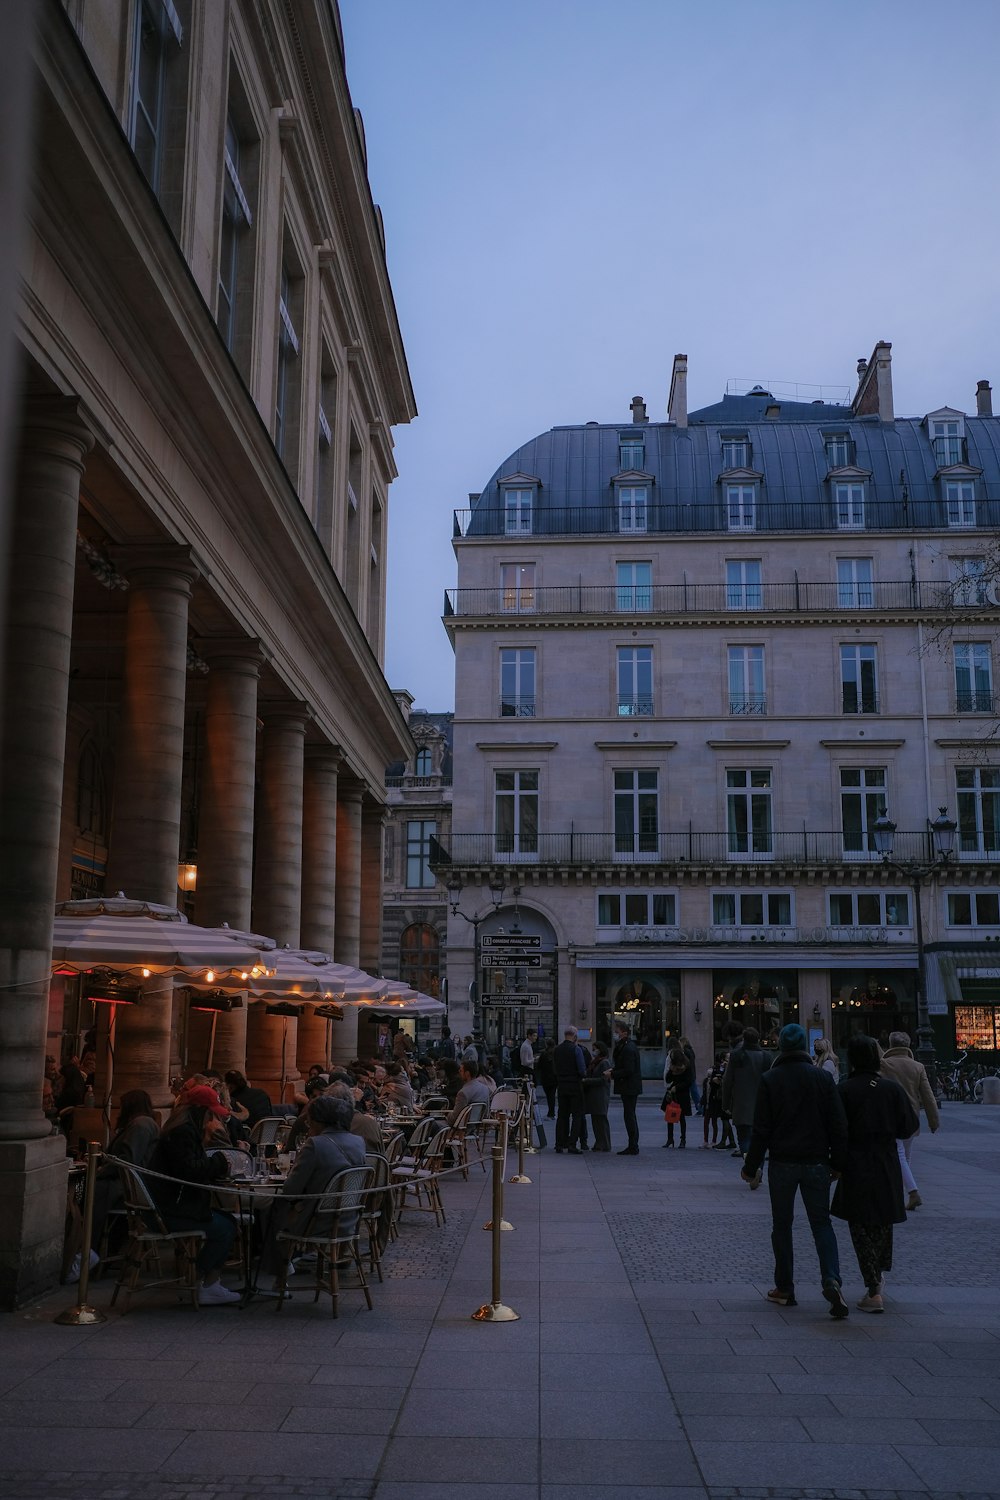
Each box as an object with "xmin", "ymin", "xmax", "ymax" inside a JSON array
[
  {"xmin": 56, "ymin": 1141, "xmax": 107, "ymax": 1326},
  {"xmin": 524, "ymin": 1084, "xmax": 539, "ymax": 1154},
  {"xmin": 509, "ymin": 1104, "xmax": 532, "ymax": 1185},
  {"xmin": 483, "ymin": 1118, "xmax": 513, "ymax": 1230},
  {"xmin": 472, "ymin": 1126, "xmax": 519, "ymax": 1323}
]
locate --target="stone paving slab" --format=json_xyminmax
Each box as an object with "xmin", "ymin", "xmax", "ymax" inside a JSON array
[{"xmin": 3, "ymin": 1102, "xmax": 1000, "ymax": 1499}]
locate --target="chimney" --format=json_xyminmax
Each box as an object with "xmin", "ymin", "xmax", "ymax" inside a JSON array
[
  {"xmin": 976, "ymin": 380, "xmax": 993, "ymax": 417},
  {"xmin": 851, "ymin": 340, "xmax": 893, "ymax": 421},
  {"xmin": 391, "ymin": 689, "xmax": 414, "ymax": 723},
  {"xmin": 630, "ymin": 396, "xmax": 648, "ymax": 424},
  {"xmin": 668, "ymin": 354, "xmax": 688, "ymax": 428}
]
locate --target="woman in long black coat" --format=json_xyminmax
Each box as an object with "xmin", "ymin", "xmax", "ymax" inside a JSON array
[{"xmin": 831, "ymin": 1034, "xmax": 918, "ymax": 1313}]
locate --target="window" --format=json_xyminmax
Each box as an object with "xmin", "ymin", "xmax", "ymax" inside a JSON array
[
  {"xmin": 835, "ymin": 482, "xmax": 865, "ymax": 530},
  {"xmin": 500, "ymin": 562, "xmax": 535, "ymax": 613},
  {"xmin": 721, "ymin": 436, "xmax": 750, "ymax": 470},
  {"xmin": 617, "ymin": 646, "xmax": 653, "ymax": 717},
  {"xmin": 619, "ymin": 434, "xmax": 645, "ymax": 469},
  {"xmin": 712, "ymin": 891, "xmax": 792, "ymax": 926},
  {"xmin": 274, "ymin": 259, "xmax": 301, "ymax": 465},
  {"xmin": 495, "ymin": 770, "xmax": 538, "ymax": 857},
  {"xmin": 840, "ymin": 767, "xmax": 887, "ymax": 854},
  {"xmin": 726, "ymin": 484, "xmax": 756, "ymax": 532},
  {"xmin": 951, "ymin": 556, "xmax": 988, "ymax": 606},
  {"xmin": 947, "ymin": 892, "xmax": 1000, "ymax": 927},
  {"xmin": 218, "ymin": 108, "xmax": 254, "ymax": 355},
  {"xmin": 728, "ymin": 645, "xmax": 765, "ymax": 715},
  {"xmin": 616, "ymin": 561, "xmax": 652, "ymax": 612},
  {"xmin": 946, "ymin": 481, "xmax": 976, "ymax": 528},
  {"xmin": 726, "ymin": 559, "xmax": 762, "ymax": 609},
  {"xmin": 618, "ymin": 486, "xmax": 647, "ymax": 534},
  {"xmin": 405, "ymin": 820, "xmax": 437, "ymax": 889},
  {"xmin": 500, "ymin": 648, "xmax": 536, "ymax": 717},
  {"xmin": 399, "ymin": 923, "xmax": 440, "ymax": 998},
  {"xmin": 130, "ymin": 0, "xmax": 181, "ymax": 193},
  {"xmin": 613, "ymin": 770, "xmax": 658, "ymax": 857},
  {"xmin": 955, "ymin": 643, "xmax": 993, "ymax": 713},
  {"xmin": 726, "ymin": 768, "xmax": 772, "ymax": 857},
  {"xmin": 956, "ymin": 766, "xmax": 1000, "ymax": 855},
  {"xmin": 76, "ymin": 742, "xmax": 107, "ymax": 838},
  {"xmin": 828, "ymin": 891, "xmax": 910, "ymax": 927},
  {"xmin": 932, "ymin": 419, "xmax": 965, "ymax": 467},
  {"xmin": 837, "ymin": 557, "xmax": 874, "ymax": 608},
  {"xmin": 825, "ymin": 434, "xmax": 854, "ymax": 469},
  {"xmin": 598, "ymin": 891, "xmax": 676, "ymax": 927},
  {"xmin": 504, "ymin": 489, "xmax": 533, "ymax": 535},
  {"xmin": 841, "ymin": 643, "xmax": 879, "ymax": 714},
  {"xmin": 413, "ymin": 748, "xmax": 432, "ymax": 777}
]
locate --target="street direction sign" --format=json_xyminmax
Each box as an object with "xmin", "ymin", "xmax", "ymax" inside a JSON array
[
  {"xmin": 480, "ymin": 934, "xmax": 541, "ymax": 949},
  {"xmin": 482, "ymin": 953, "xmax": 541, "ymax": 968},
  {"xmin": 483, "ymin": 992, "xmax": 541, "ymax": 1005}
]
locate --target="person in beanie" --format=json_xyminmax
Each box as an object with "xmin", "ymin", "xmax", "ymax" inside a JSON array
[{"xmin": 741, "ymin": 1022, "xmax": 850, "ymax": 1318}]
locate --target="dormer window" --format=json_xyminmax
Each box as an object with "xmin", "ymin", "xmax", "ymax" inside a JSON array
[
  {"xmin": 499, "ymin": 474, "xmax": 540, "ymax": 536},
  {"xmin": 946, "ymin": 480, "xmax": 976, "ymax": 529},
  {"xmin": 932, "ymin": 418, "xmax": 966, "ymax": 467},
  {"xmin": 835, "ymin": 481, "xmax": 866, "ymax": 530},
  {"xmin": 618, "ymin": 486, "xmax": 647, "ymax": 533},
  {"xmin": 414, "ymin": 747, "xmax": 432, "ymax": 777},
  {"xmin": 825, "ymin": 433, "xmax": 855, "ymax": 469},
  {"xmin": 726, "ymin": 484, "xmax": 756, "ymax": 532},
  {"xmin": 619, "ymin": 432, "xmax": 645, "ymax": 470},
  {"xmin": 721, "ymin": 435, "xmax": 750, "ymax": 470}
]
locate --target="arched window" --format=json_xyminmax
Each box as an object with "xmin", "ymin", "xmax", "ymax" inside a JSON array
[
  {"xmin": 399, "ymin": 922, "xmax": 440, "ymax": 998},
  {"xmin": 76, "ymin": 741, "xmax": 107, "ymax": 838},
  {"xmin": 414, "ymin": 747, "xmax": 432, "ymax": 777}
]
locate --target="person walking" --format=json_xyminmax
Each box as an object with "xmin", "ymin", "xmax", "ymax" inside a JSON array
[
  {"xmin": 612, "ymin": 1020, "xmax": 642, "ymax": 1155},
  {"xmin": 662, "ymin": 1046, "xmax": 694, "ymax": 1148},
  {"xmin": 722, "ymin": 1027, "xmax": 772, "ymax": 1158},
  {"xmin": 879, "ymin": 1029, "xmax": 940, "ymax": 1210},
  {"xmin": 831, "ymin": 1034, "xmax": 919, "ymax": 1313},
  {"xmin": 584, "ymin": 1042, "xmax": 613, "ymax": 1151},
  {"xmin": 741, "ymin": 1022, "xmax": 851, "ymax": 1318},
  {"xmin": 553, "ymin": 1026, "xmax": 587, "ymax": 1154}
]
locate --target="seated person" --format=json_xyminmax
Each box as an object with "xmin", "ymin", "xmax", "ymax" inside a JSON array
[
  {"xmin": 446, "ymin": 1060, "xmax": 494, "ymax": 1127},
  {"xmin": 68, "ymin": 1088, "xmax": 161, "ymax": 1283},
  {"xmin": 325, "ymin": 1079, "xmax": 383, "ymax": 1150},
  {"xmin": 148, "ymin": 1085, "xmax": 239, "ymax": 1305},
  {"xmin": 284, "ymin": 1076, "xmax": 329, "ymax": 1152},
  {"xmin": 224, "ymin": 1070, "xmax": 273, "ymax": 1127},
  {"xmin": 437, "ymin": 1058, "xmax": 462, "ymax": 1105},
  {"xmin": 262, "ymin": 1094, "xmax": 366, "ymax": 1289},
  {"xmin": 381, "ymin": 1062, "xmax": 416, "ymax": 1112}
]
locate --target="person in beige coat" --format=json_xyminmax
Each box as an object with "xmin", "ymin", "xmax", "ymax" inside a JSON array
[{"xmin": 879, "ymin": 1031, "xmax": 940, "ymax": 1210}]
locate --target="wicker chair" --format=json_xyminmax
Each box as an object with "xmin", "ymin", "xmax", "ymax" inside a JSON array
[
  {"xmin": 392, "ymin": 1123, "xmax": 448, "ymax": 1227},
  {"xmin": 110, "ymin": 1164, "xmax": 206, "ymax": 1312},
  {"xmin": 362, "ymin": 1151, "xmax": 394, "ymax": 1280},
  {"xmin": 273, "ymin": 1164, "xmax": 375, "ymax": 1317}
]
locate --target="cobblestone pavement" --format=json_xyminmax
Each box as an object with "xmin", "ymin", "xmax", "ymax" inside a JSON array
[{"xmin": 2, "ymin": 1100, "xmax": 999, "ymax": 1500}]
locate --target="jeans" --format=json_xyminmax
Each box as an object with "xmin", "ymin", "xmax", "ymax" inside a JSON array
[
  {"xmin": 164, "ymin": 1209, "xmax": 236, "ymax": 1276},
  {"xmin": 767, "ymin": 1160, "xmax": 841, "ymax": 1292}
]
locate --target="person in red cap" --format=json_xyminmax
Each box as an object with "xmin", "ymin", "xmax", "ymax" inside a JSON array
[{"xmin": 148, "ymin": 1085, "xmax": 240, "ymax": 1305}]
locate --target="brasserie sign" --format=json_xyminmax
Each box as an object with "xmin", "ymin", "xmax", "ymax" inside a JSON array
[{"xmin": 619, "ymin": 924, "xmax": 902, "ymax": 946}]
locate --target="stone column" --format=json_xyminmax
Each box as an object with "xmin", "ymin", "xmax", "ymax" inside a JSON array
[
  {"xmin": 800, "ymin": 970, "xmax": 830, "ymax": 1043},
  {"xmin": 682, "ymin": 969, "xmax": 715, "ymax": 1075},
  {"xmin": 189, "ymin": 639, "xmax": 263, "ymax": 1077},
  {"xmin": 359, "ymin": 800, "xmax": 386, "ymax": 976},
  {"xmin": 0, "ymin": 400, "xmax": 92, "ymax": 1307},
  {"xmin": 249, "ymin": 704, "xmax": 309, "ymax": 1098},
  {"xmin": 297, "ymin": 746, "xmax": 340, "ymax": 1072},
  {"xmin": 334, "ymin": 785, "xmax": 363, "ymax": 967}
]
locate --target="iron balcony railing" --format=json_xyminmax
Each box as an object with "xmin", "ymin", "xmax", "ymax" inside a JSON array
[
  {"xmin": 453, "ymin": 495, "xmax": 1000, "ymax": 539},
  {"xmin": 443, "ymin": 578, "xmax": 994, "ymax": 619},
  {"xmin": 499, "ymin": 696, "xmax": 536, "ymax": 718},
  {"xmin": 431, "ymin": 829, "xmax": 971, "ymax": 869},
  {"xmin": 956, "ymin": 692, "xmax": 994, "ymax": 714}
]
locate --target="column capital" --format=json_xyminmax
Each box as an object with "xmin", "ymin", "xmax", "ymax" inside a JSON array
[
  {"xmin": 304, "ymin": 742, "xmax": 343, "ymax": 771},
  {"xmin": 110, "ymin": 543, "xmax": 199, "ymax": 593},
  {"xmin": 258, "ymin": 699, "xmax": 311, "ymax": 732},
  {"xmin": 20, "ymin": 396, "xmax": 95, "ymax": 465},
  {"xmin": 195, "ymin": 636, "xmax": 267, "ymax": 675},
  {"xmin": 339, "ymin": 782, "xmax": 365, "ymax": 806}
]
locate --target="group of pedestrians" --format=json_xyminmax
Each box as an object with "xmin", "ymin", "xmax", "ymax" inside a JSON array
[{"xmin": 533, "ymin": 1023, "xmax": 643, "ymax": 1156}]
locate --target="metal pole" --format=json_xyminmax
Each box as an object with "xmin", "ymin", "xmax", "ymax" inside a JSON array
[
  {"xmin": 55, "ymin": 1141, "xmax": 107, "ymax": 1326},
  {"xmin": 509, "ymin": 1100, "xmax": 532, "ymax": 1184},
  {"xmin": 472, "ymin": 1121, "xmax": 519, "ymax": 1322},
  {"xmin": 913, "ymin": 872, "xmax": 938, "ymax": 1093},
  {"xmin": 483, "ymin": 1117, "xmax": 513, "ymax": 1230}
]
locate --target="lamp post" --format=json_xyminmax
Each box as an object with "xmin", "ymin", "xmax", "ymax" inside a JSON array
[
  {"xmin": 447, "ymin": 871, "xmax": 508, "ymax": 1038},
  {"xmin": 872, "ymin": 806, "xmax": 957, "ymax": 1092}
]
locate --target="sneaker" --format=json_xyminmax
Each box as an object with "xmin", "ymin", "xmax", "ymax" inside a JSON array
[
  {"xmin": 199, "ymin": 1281, "xmax": 241, "ymax": 1306},
  {"xmin": 823, "ymin": 1280, "xmax": 850, "ymax": 1319},
  {"xmin": 731, "ymin": 1149, "xmax": 744, "ymax": 1158},
  {"xmin": 857, "ymin": 1292, "xmax": 884, "ymax": 1313},
  {"xmin": 906, "ymin": 1190, "xmax": 922, "ymax": 1210},
  {"xmin": 66, "ymin": 1249, "xmax": 100, "ymax": 1284},
  {"xmin": 766, "ymin": 1287, "xmax": 797, "ymax": 1307}
]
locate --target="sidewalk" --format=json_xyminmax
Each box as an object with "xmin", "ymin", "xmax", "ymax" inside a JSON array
[{"xmin": 2, "ymin": 1100, "xmax": 1000, "ymax": 1500}]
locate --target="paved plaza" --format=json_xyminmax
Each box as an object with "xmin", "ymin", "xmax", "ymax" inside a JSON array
[{"xmin": 2, "ymin": 1101, "xmax": 1000, "ymax": 1500}]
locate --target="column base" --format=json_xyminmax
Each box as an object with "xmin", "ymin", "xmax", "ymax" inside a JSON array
[{"xmin": 0, "ymin": 1135, "xmax": 70, "ymax": 1309}]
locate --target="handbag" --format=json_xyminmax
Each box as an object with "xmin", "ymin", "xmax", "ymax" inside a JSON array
[{"xmin": 664, "ymin": 1100, "xmax": 682, "ymax": 1124}]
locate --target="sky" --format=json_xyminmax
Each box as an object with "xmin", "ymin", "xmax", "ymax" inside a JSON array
[{"xmin": 340, "ymin": 0, "xmax": 1000, "ymax": 712}]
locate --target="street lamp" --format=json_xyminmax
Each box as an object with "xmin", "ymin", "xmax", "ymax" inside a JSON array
[
  {"xmin": 872, "ymin": 805, "xmax": 957, "ymax": 1091},
  {"xmin": 446, "ymin": 871, "xmax": 511, "ymax": 1027}
]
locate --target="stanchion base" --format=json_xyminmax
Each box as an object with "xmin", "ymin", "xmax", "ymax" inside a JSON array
[
  {"xmin": 524, "ymin": 1145, "xmax": 540, "ymax": 1154},
  {"xmin": 55, "ymin": 1304, "xmax": 107, "ymax": 1326},
  {"xmin": 509, "ymin": 1173, "xmax": 532, "ymax": 1184},
  {"xmin": 483, "ymin": 1219, "xmax": 514, "ymax": 1231},
  {"xmin": 472, "ymin": 1300, "xmax": 520, "ymax": 1322}
]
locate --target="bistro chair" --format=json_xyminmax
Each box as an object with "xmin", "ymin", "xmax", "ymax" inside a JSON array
[
  {"xmin": 248, "ymin": 1118, "xmax": 288, "ymax": 1148},
  {"xmin": 273, "ymin": 1164, "xmax": 375, "ymax": 1318},
  {"xmin": 362, "ymin": 1151, "xmax": 393, "ymax": 1280},
  {"xmin": 110, "ymin": 1163, "xmax": 205, "ymax": 1312},
  {"xmin": 392, "ymin": 1123, "xmax": 448, "ymax": 1227}
]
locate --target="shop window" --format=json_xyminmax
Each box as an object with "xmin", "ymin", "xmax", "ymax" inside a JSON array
[
  {"xmin": 712, "ymin": 891, "xmax": 792, "ymax": 926},
  {"xmin": 828, "ymin": 891, "xmax": 910, "ymax": 926},
  {"xmin": 597, "ymin": 891, "xmax": 676, "ymax": 928},
  {"xmin": 955, "ymin": 1006, "xmax": 1000, "ymax": 1052},
  {"xmin": 946, "ymin": 892, "xmax": 1000, "ymax": 927}
]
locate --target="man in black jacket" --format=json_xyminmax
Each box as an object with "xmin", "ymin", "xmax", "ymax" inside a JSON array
[
  {"xmin": 612, "ymin": 1020, "xmax": 643, "ymax": 1154},
  {"xmin": 742, "ymin": 1023, "xmax": 850, "ymax": 1318},
  {"xmin": 553, "ymin": 1027, "xmax": 587, "ymax": 1154}
]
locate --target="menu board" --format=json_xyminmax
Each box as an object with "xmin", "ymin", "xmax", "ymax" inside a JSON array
[{"xmin": 954, "ymin": 1005, "xmax": 999, "ymax": 1052}]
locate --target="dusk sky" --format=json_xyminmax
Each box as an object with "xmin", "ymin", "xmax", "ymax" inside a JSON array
[{"xmin": 340, "ymin": 0, "xmax": 1000, "ymax": 712}]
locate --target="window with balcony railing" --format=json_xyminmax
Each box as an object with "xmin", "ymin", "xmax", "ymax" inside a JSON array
[
  {"xmin": 932, "ymin": 419, "xmax": 966, "ymax": 468},
  {"xmin": 946, "ymin": 480, "xmax": 976, "ymax": 529},
  {"xmin": 504, "ymin": 489, "xmax": 533, "ymax": 535},
  {"xmin": 836, "ymin": 556, "xmax": 874, "ymax": 608},
  {"xmin": 955, "ymin": 642, "xmax": 993, "ymax": 714},
  {"xmin": 618, "ymin": 486, "xmax": 648, "ymax": 533},
  {"xmin": 840, "ymin": 643, "xmax": 879, "ymax": 713},
  {"xmin": 726, "ymin": 484, "xmax": 756, "ymax": 531},
  {"xmin": 841, "ymin": 766, "xmax": 886, "ymax": 854},
  {"xmin": 616, "ymin": 561, "xmax": 652, "ymax": 612},
  {"xmin": 728, "ymin": 645, "xmax": 765, "ymax": 715},
  {"xmin": 494, "ymin": 769, "xmax": 539, "ymax": 858},
  {"xmin": 835, "ymin": 482, "xmax": 865, "ymax": 530},
  {"xmin": 957, "ymin": 766, "xmax": 1000, "ymax": 855},
  {"xmin": 825, "ymin": 435, "xmax": 855, "ymax": 469},
  {"xmin": 500, "ymin": 647, "xmax": 535, "ymax": 719},
  {"xmin": 618, "ymin": 645, "xmax": 653, "ymax": 717},
  {"xmin": 613, "ymin": 769, "xmax": 658, "ymax": 858},
  {"xmin": 726, "ymin": 559, "xmax": 762, "ymax": 609},
  {"xmin": 726, "ymin": 767, "xmax": 773, "ymax": 857}
]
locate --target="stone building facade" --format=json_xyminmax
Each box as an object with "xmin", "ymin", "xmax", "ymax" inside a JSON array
[
  {"xmin": 0, "ymin": 0, "xmax": 414, "ymax": 1306},
  {"xmin": 442, "ymin": 345, "xmax": 1000, "ymax": 1079}
]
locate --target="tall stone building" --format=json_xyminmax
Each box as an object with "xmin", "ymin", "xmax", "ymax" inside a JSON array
[
  {"xmin": 0, "ymin": 0, "xmax": 414, "ymax": 1305},
  {"xmin": 442, "ymin": 344, "xmax": 1000, "ymax": 1078}
]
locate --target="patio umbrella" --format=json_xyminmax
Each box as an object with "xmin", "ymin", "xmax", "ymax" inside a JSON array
[{"xmin": 52, "ymin": 895, "xmax": 267, "ymax": 980}]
